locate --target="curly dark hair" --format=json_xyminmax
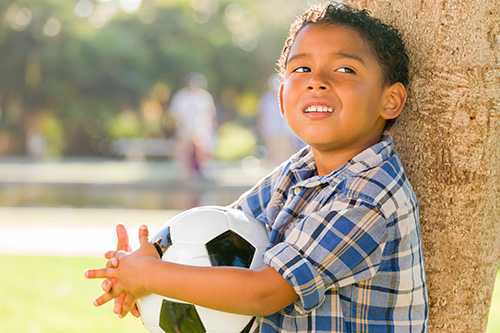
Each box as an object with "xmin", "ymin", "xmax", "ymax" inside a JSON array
[{"xmin": 277, "ymin": 2, "xmax": 410, "ymax": 88}]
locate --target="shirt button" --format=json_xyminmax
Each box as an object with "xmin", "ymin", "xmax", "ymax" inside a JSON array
[{"xmin": 293, "ymin": 187, "xmax": 301, "ymax": 195}]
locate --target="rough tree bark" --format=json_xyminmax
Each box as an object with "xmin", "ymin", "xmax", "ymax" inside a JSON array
[{"xmin": 346, "ymin": 0, "xmax": 499, "ymax": 332}]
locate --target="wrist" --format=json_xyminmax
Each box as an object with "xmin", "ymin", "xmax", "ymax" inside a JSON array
[{"xmin": 140, "ymin": 257, "xmax": 159, "ymax": 296}]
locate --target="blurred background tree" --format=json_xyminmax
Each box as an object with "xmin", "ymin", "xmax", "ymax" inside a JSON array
[{"xmin": 0, "ymin": 0, "xmax": 304, "ymax": 158}]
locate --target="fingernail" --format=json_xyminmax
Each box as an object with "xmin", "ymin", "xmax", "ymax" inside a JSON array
[
  {"xmin": 93, "ymin": 300, "xmax": 99, "ymax": 306},
  {"xmin": 84, "ymin": 271, "xmax": 89, "ymax": 277}
]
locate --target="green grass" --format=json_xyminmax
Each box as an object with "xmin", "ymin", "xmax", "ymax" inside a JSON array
[
  {"xmin": 0, "ymin": 255, "xmax": 499, "ymax": 333},
  {"xmin": 0, "ymin": 255, "xmax": 145, "ymax": 333}
]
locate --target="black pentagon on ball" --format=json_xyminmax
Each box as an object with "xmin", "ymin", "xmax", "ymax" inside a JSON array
[
  {"xmin": 205, "ymin": 230, "xmax": 256, "ymax": 268},
  {"xmin": 159, "ymin": 299, "xmax": 206, "ymax": 333},
  {"xmin": 159, "ymin": 299, "xmax": 257, "ymax": 333}
]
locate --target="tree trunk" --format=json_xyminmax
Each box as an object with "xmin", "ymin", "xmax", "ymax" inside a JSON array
[{"xmin": 346, "ymin": 0, "xmax": 499, "ymax": 332}]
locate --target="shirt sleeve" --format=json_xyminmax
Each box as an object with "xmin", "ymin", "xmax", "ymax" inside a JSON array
[{"xmin": 264, "ymin": 195, "xmax": 387, "ymax": 315}]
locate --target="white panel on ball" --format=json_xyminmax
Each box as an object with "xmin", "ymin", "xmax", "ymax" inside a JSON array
[{"xmin": 137, "ymin": 206, "xmax": 270, "ymax": 333}]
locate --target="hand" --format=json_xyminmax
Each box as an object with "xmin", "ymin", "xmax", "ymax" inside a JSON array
[
  {"xmin": 96, "ymin": 254, "xmax": 140, "ymax": 317},
  {"xmin": 95, "ymin": 224, "xmax": 140, "ymax": 317},
  {"xmin": 107, "ymin": 224, "xmax": 141, "ymax": 317},
  {"xmin": 85, "ymin": 225, "xmax": 160, "ymax": 312},
  {"xmin": 101, "ymin": 251, "xmax": 142, "ymax": 318}
]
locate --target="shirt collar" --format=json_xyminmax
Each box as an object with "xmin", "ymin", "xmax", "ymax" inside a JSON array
[{"xmin": 289, "ymin": 132, "xmax": 395, "ymax": 185}]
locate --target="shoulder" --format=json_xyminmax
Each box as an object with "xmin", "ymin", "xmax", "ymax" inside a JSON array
[
  {"xmin": 170, "ymin": 89, "xmax": 188, "ymax": 106},
  {"xmin": 340, "ymin": 153, "xmax": 417, "ymax": 219},
  {"xmin": 198, "ymin": 89, "xmax": 214, "ymax": 101},
  {"xmin": 173, "ymin": 88, "xmax": 189, "ymax": 99}
]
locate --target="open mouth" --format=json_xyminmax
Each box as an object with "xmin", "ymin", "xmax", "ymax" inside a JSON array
[{"xmin": 303, "ymin": 104, "xmax": 334, "ymax": 113}]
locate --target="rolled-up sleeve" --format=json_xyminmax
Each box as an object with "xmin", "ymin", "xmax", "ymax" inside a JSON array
[{"xmin": 264, "ymin": 196, "xmax": 387, "ymax": 315}]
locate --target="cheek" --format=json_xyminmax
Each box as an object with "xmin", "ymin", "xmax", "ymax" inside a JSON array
[
  {"xmin": 339, "ymin": 83, "xmax": 375, "ymax": 111},
  {"xmin": 282, "ymin": 85, "xmax": 299, "ymax": 111}
]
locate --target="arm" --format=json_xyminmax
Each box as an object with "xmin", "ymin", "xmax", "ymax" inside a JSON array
[
  {"xmin": 146, "ymin": 261, "xmax": 297, "ymax": 316},
  {"xmin": 86, "ymin": 225, "xmax": 298, "ymax": 317},
  {"xmin": 262, "ymin": 196, "xmax": 388, "ymax": 315}
]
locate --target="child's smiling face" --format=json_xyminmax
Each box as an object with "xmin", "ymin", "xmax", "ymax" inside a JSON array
[{"xmin": 279, "ymin": 23, "xmax": 397, "ymax": 155}]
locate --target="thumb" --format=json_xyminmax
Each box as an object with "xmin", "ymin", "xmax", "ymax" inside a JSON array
[{"xmin": 138, "ymin": 225, "xmax": 149, "ymax": 247}]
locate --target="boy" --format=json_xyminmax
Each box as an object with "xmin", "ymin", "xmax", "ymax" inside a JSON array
[{"xmin": 85, "ymin": 2, "xmax": 429, "ymax": 332}]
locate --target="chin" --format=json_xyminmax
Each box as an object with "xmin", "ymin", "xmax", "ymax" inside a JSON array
[
  {"xmin": 297, "ymin": 131, "xmax": 334, "ymax": 144},
  {"xmin": 299, "ymin": 131, "xmax": 338, "ymax": 146},
  {"xmin": 305, "ymin": 140, "xmax": 340, "ymax": 151}
]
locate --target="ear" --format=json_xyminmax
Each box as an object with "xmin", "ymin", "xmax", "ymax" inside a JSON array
[
  {"xmin": 380, "ymin": 82, "xmax": 407, "ymax": 120},
  {"xmin": 278, "ymin": 82, "xmax": 285, "ymax": 116}
]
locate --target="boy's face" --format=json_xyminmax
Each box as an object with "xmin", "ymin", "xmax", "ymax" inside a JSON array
[{"xmin": 279, "ymin": 23, "xmax": 393, "ymax": 153}]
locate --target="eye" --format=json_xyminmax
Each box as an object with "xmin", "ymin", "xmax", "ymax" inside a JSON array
[
  {"xmin": 292, "ymin": 66, "xmax": 311, "ymax": 73},
  {"xmin": 336, "ymin": 67, "xmax": 355, "ymax": 74}
]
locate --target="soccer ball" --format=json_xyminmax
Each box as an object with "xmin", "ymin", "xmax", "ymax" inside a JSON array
[{"xmin": 137, "ymin": 206, "xmax": 270, "ymax": 333}]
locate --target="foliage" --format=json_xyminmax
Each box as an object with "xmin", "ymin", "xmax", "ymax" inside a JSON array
[
  {"xmin": 39, "ymin": 112, "xmax": 64, "ymax": 157},
  {"xmin": 214, "ymin": 121, "xmax": 256, "ymax": 160},
  {"xmin": 0, "ymin": 0, "xmax": 306, "ymax": 156},
  {"xmin": 107, "ymin": 110, "xmax": 144, "ymax": 139}
]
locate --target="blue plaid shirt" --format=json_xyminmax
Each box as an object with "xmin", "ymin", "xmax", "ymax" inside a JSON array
[{"xmin": 231, "ymin": 133, "xmax": 429, "ymax": 333}]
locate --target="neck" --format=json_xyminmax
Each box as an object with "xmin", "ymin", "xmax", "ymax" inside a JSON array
[{"xmin": 312, "ymin": 134, "xmax": 382, "ymax": 176}]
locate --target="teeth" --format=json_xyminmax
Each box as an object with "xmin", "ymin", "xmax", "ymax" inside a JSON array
[{"xmin": 305, "ymin": 105, "xmax": 334, "ymax": 113}]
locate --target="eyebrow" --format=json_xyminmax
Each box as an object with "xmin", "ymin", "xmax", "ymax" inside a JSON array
[{"xmin": 287, "ymin": 51, "xmax": 367, "ymax": 66}]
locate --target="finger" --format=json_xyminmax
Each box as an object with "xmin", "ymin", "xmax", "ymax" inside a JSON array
[
  {"xmin": 85, "ymin": 268, "xmax": 116, "ymax": 279},
  {"xmin": 138, "ymin": 225, "xmax": 149, "ymax": 247},
  {"xmin": 108, "ymin": 278, "xmax": 125, "ymax": 296},
  {"xmin": 93, "ymin": 292, "xmax": 114, "ymax": 307},
  {"xmin": 115, "ymin": 250, "xmax": 127, "ymax": 259},
  {"xmin": 104, "ymin": 277, "xmax": 118, "ymax": 293},
  {"xmin": 114, "ymin": 293, "xmax": 126, "ymax": 316},
  {"xmin": 114, "ymin": 293, "xmax": 124, "ymax": 315},
  {"xmin": 101, "ymin": 279, "xmax": 111, "ymax": 293},
  {"xmin": 116, "ymin": 224, "xmax": 130, "ymax": 251},
  {"xmin": 106, "ymin": 257, "xmax": 119, "ymax": 269},
  {"xmin": 104, "ymin": 250, "xmax": 117, "ymax": 259},
  {"xmin": 131, "ymin": 303, "xmax": 141, "ymax": 317},
  {"xmin": 101, "ymin": 278, "xmax": 122, "ymax": 295},
  {"xmin": 120, "ymin": 294, "xmax": 136, "ymax": 318}
]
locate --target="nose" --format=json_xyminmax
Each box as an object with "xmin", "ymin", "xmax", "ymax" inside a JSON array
[{"xmin": 307, "ymin": 72, "xmax": 329, "ymax": 91}]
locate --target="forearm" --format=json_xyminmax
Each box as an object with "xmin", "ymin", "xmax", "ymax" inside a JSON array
[{"xmin": 144, "ymin": 260, "xmax": 297, "ymax": 316}]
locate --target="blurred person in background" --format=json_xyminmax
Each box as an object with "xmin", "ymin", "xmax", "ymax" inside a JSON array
[
  {"xmin": 169, "ymin": 73, "xmax": 217, "ymax": 180},
  {"xmin": 258, "ymin": 74, "xmax": 303, "ymax": 165}
]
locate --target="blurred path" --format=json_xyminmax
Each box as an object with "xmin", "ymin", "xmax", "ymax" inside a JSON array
[
  {"xmin": 0, "ymin": 159, "xmax": 275, "ymax": 256},
  {"xmin": 0, "ymin": 158, "xmax": 273, "ymax": 209},
  {"xmin": 0, "ymin": 158, "xmax": 270, "ymax": 187},
  {"xmin": 0, "ymin": 207, "xmax": 180, "ymax": 256}
]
